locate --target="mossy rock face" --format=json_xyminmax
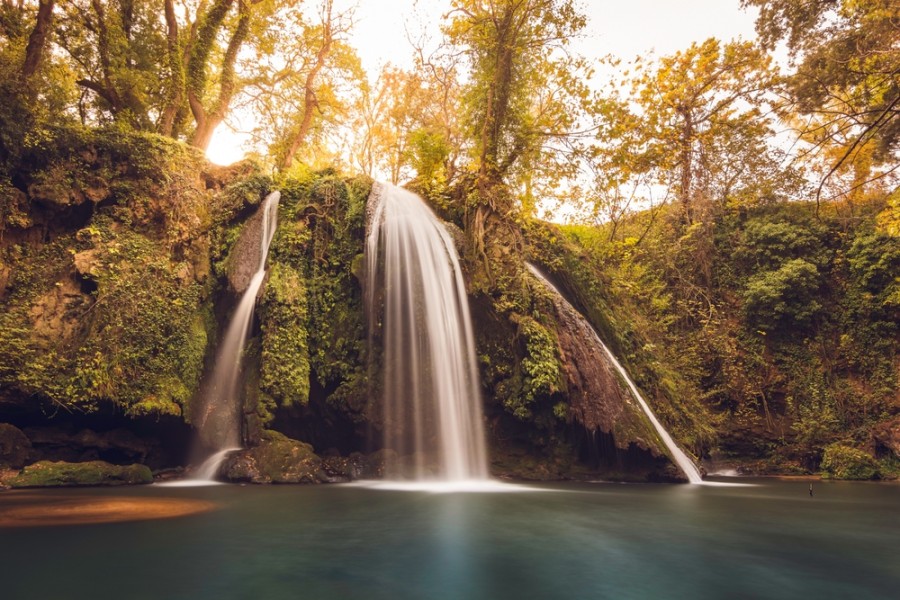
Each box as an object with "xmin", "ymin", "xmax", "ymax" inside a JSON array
[
  {"xmin": 221, "ymin": 431, "xmax": 327, "ymax": 484},
  {"xmin": 0, "ymin": 423, "xmax": 31, "ymax": 469},
  {"xmin": 5, "ymin": 460, "xmax": 153, "ymax": 488}
]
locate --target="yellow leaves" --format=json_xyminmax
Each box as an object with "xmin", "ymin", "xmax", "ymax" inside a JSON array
[{"xmin": 876, "ymin": 188, "xmax": 900, "ymax": 237}]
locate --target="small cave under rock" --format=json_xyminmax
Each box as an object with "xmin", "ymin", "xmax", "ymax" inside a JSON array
[
  {"xmin": 571, "ymin": 426, "xmax": 675, "ymax": 481},
  {"xmin": 0, "ymin": 401, "xmax": 192, "ymax": 471},
  {"xmin": 269, "ymin": 377, "xmax": 369, "ymax": 457}
]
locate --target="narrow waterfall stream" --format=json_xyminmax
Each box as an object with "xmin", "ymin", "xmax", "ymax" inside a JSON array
[
  {"xmin": 527, "ymin": 264, "xmax": 704, "ymax": 483},
  {"xmin": 366, "ymin": 184, "xmax": 489, "ymax": 482},
  {"xmin": 191, "ymin": 191, "xmax": 281, "ymax": 481}
]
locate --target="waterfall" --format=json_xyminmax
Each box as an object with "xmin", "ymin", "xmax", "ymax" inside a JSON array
[
  {"xmin": 366, "ymin": 184, "xmax": 489, "ymax": 482},
  {"xmin": 527, "ymin": 264, "xmax": 704, "ymax": 483},
  {"xmin": 192, "ymin": 191, "xmax": 280, "ymax": 480}
]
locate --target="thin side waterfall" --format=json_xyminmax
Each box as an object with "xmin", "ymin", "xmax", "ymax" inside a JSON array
[
  {"xmin": 366, "ymin": 183, "xmax": 489, "ymax": 482},
  {"xmin": 192, "ymin": 191, "xmax": 280, "ymax": 481},
  {"xmin": 527, "ymin": 264, "xmax": 704, "ymax": 483}
]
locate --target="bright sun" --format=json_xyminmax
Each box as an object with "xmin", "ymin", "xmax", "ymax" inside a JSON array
[{"xmin": 205, "ymin": 127, "xmax": 250, "ymax": 165}]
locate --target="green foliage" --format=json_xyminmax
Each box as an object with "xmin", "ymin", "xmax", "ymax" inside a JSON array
[
  {"xmin": 255, "ymin": 171, "xmax": 372, "ymax": 422},
  {"xmin": 735, "ymin": 219, "xmax": 828, "ymax": 271},
  {"xmin": 446, "ymin": 0, "xmax": 593, "ymax": 182},
  {"xmin": 821, "ymin": 444, "xmax": 880, "ymax": 480},
  {"xmin": 0, "ymin": 126, "xmax": 212, "ymax": 416},
  {"xmin": 742, "ymin": 258, "xmax": 822, "ymax": 332},
  {"xmin": 259, "ymin": 263, "xmax": 310, "ymax": 407},
  {"xmin": 552, "ymin": 188, "xmax": 898, "ymax": 472},
  {"xmin": 508, "ymin": 315, "xmax": 561, "ymax": 420},
  {"xmin": 66, "ymin": 227, "xmax": 207, "ymax": 415},
  {"xmin": 847, "ymin": 231, "xmax": 900, "ymax": 306}
]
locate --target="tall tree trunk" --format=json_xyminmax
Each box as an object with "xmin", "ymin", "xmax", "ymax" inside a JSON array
[
  {"xmin": 189, "ymin": 0, "xmax": 249, "ymax": 151},
  {"xmin": 478, "ymin": 8, "xmax": 516, "ymax": 181},
  {"xmin": 159, "ymin": 0, "xmax": 183, "ymax": 136},
  {"xmin": 20, "ymin": 0, "xmax": 55, "ymax": 81},
  {"xmin": 678, "ymin": 106, "xmax": 694, "ymax": 224}
]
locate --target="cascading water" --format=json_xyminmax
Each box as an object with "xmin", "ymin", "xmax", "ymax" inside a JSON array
[
  {"xmin": 527, "ymin": 264, "xmax": 704, "ymax": 483},
  {"xmin": 366, "ymin": 183, "xmax": 489, "ymax": 482},
  {"xmin": 191, "ymin": 191, "xmax": 281, "ymax": 481}
]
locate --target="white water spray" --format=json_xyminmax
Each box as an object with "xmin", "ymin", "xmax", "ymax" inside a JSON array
[
  {"xmin": 527, "ymin": 264, "xmax": 704, "ymax": 483},
  {"xmin": 191, "ymin": 191, "xmax": 280, "ymax": 481},
  {"xmin": 366, "ymin": 184, "xmax": 489, "ymax": 482}
]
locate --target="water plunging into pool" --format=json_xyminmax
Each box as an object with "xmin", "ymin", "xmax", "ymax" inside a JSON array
[
  {"xmin": 366, "ymin": 184, "xmax": 488, "ymax": 482},
  {"xmin": 527, "ymin": 263, "xmax": 704, "ymax": 483},
  {"xmin": 190, "ymin": 191, "xmax": 280, "ymax": 482}
]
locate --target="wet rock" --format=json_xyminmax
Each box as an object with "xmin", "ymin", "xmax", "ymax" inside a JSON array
[
  {"xmin": 321, "ymin": 450, "xmax": 395, "ymax": 482},
  {"xmin": 222, "ymin": 431, "xmax": 328, "ymax": 484},
  {"xmin": 0, "ymin": 423, "xmax": 31, "ymax": 469},
  {"xmin": 4, "ymin": 460, "xmax": 153, "ymax": 488},
  {"xmin": 534, "ymin": 269, "xmax": 669, "ymax": 461},
  {"xmin": 226, "ymin": 203, "xmax": 266, "ymax": 294}
]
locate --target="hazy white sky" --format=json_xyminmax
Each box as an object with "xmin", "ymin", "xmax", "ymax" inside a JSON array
[
  {"xmin": 208, "ymin": 0, "xmax": 760, "ymax": 164},
  {"xmin": 347, "ymin": 0, "xmax": 759, "ymax": 69}
]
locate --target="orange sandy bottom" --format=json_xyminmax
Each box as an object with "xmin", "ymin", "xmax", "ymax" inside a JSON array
[{"xmin": 0, "ymin": 495, "xmax": 217, "ymax": 527}]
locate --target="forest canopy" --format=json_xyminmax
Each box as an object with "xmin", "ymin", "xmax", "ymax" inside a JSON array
[{"xmin": 0, "ymin": 0, "xmax": 895, "ymax": 223}]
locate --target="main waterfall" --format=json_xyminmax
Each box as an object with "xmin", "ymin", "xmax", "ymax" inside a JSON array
[
  {"xmin": 527, "ymin": 264, "xmax": 704, "ymax": 483},
  {"xmin": 192, "ymin": 191, "xmax": 280, "ymax": 480},
  {"xmin": 366, "ymin": 184, "xmax": 489, "ymax": 481}
]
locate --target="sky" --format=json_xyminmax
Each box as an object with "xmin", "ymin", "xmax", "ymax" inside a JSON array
[{"xmin": 207, "ymin": 0, "xmax": 761, "ymax": 165}]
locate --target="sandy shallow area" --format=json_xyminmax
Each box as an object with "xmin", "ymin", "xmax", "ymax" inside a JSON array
[{"xmin": 0, "ymin": 493, "xmax": 217, "ymax": 527}]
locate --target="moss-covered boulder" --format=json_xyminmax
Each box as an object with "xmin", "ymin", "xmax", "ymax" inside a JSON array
[
  {"xmin": 821, "ymin": 444, "xmax": 880, "ymax": 480},
  {"xmin": 0, "ymin": 423, "xmax": 31, "ymax": 469},
  {"xmin": 4, "ymin": 460, "xmax": 153, "ymax": 487},
  {"xmin": 222, "ymin": 431, "xmax": 327, "ymax": 484}
]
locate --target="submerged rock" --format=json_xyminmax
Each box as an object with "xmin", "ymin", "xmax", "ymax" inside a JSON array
[
  {"xmin": 222, "ymin": 431, "xmax": 328, "ymax": 484},
  {"xmin": 5, "ymin": 460, "xmax": 153, "ymax": 488}
]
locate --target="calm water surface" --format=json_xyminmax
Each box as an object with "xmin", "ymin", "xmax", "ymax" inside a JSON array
[{"xmin": 1, "ymin": 478, "xmax": 897, "ymax": 599}]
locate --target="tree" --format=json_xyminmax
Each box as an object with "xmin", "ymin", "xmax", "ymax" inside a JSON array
[
  {"xmin": 186, "ymin": 0, "xmax": 252, "ymax": 149},
  {"xmin": 54, "ymin": 0, "xmax": 167, "ymax": 129},
  {"xmin": 445, "ymin": 0, "xmax": 591, "ymax": 185},
  {"xmin": 158, "ymin": 0, "xmax": 282, "ymax": 149},
  {"xmin": 255, "ymin": 0, "xmax": 359, "ymax": 170},
  {"xmin": 346, "ymin": 54, "xmax": 463, "ymax": 187},
  {"xmin": 20, "ymin": 0, "xmax": 54, "ymax": 81},
  {"xmin": 743, "ymin": 0, "xmax": 900, "ymax": 203},
  {"xmin": 346, "ymin": 65, "xmax": 422, "ymax": 183},
  {"xmin": 443, "ymin": 0, "xmax": 598, "ymax": 289},
  {"xmin": 628, "ymin": 39, "xmax": 780, "ymax": 224}
]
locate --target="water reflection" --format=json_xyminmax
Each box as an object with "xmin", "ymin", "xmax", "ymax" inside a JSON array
[{"xmin": 0, "ymin": 480, "xmax": 897, "ymax": 600}]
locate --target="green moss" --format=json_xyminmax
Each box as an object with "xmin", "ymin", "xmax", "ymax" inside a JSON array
[
  {"xmin": 223, "ymin": 430, "xmax": 326, "ymax": 484},
  {"xmin": 259, "ymin": 263, "xmax": 310, "ymax": 406},
  {"xmin": 7, "ymin": 460, "xmax": 153, "ymax": 488},
  {"xmin": 0, "ymin": 126, "xmax": 213, "ymax": 417}
]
